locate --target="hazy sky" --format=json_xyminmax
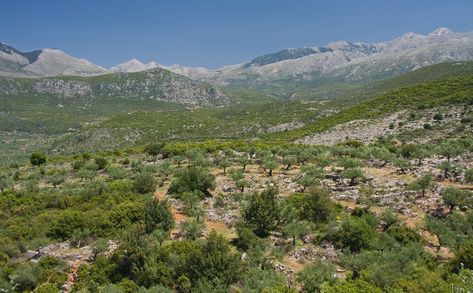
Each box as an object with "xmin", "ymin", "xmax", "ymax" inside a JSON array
[{"xmin": 1, "ymin": 0, "xmax": 473, "ymax": 68}]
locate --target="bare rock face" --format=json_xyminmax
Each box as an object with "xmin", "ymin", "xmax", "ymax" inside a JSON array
[
  {"xmin": 91, "ymin": 70, "xmax": 229, "ymax": 107},
  {"xmin": 1, "ymin": 67, "xmax": 229, "ymax": 108},
  {"xmin": 32, "ymin": 79, "xmax": 92, "ymax": 97}
]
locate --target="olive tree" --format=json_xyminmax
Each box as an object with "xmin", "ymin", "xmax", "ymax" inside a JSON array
[
  {"xmin": 229, "ymin": 169, "xmax": 251, "ymax": 193},
  {"xmin": 262, "ymin": 157, "xmax": 278, "ymax": 177},
  {"xmin": 409, "ymin": 173, "xmax": 434, "ymax": 197},
  {"xmin": 442, "ymin": 187, "xmax": 472, "ymax": 213}
]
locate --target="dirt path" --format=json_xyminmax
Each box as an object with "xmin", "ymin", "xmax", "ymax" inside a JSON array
[
  {"xmin": 61, "ymin": 261, "xmax": 82, "ymax": 293},
  {"xmin": 437, "ymin": 180, "xmax": 473, "ymax": 190}
]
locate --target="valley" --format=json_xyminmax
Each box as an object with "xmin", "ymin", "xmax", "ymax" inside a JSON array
[{"xmin": 1, "ymin": 24, "xmax": 473, "ymax": 293}]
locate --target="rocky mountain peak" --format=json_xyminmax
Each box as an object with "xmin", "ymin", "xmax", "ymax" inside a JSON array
[
  {"xmin": 399, "ymin": 31, "xmax": 424, "ymax": 40},
  {"xmin": 109, "ymin": 59, "xmax": 160, "ymax": 73},
  {"xmin": 429, "ymin": 27, "xmax": 454, "ymax": 37},
  {"xmin": 327, "ymin": 41, "xmax": 353, "ymax": 50}
]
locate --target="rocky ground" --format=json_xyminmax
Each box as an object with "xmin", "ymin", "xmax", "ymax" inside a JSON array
[
  {"xmin": 17, "ymin": 148, "xmax": 473, "ymax": 284},
  {"xmin": 156, "ymin": 153, "xmax": 472, "ymax": 276},
  {"xmin": 299, "ymin": 105, "xmax": 472, "ymax": 145}
]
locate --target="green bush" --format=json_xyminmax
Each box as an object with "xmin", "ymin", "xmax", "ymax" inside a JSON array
[
  {"xmin": 47, "ymin": 211, "xmax": 87, "ymax": 240},
  {"xmin": 330, "ymin": 216, "xmax": 377, "ymax": 252},
  {"xmin": 296, "ymin": 257, "xmax": 336, "ymax": 292},
  {"xmin": 30, "ymin": 152, "xmax": 47, "ymax": 166},
  {"xmin": 299, "ymin": 187, "xmax": 335, "ymax": 223},
  {"xmin": 94, "ymin": 157, "xmax": 108, "ymax": 170},
  {"xmin": 243, "ymin": 187, "xmax": 280, "ymax": 237},
  {"xmin": 465, "ymin": 168, "xmax": 473, "ymax": 183},
  {"xmin": 168, "ymin": 167, "xmax": 215, "ymax": 196},
  {"xmin": 187, "ymin": 231, "xmax": 243, "ymax": 287},
  {"xmin": 144, "ymin": 197, "xmax": 174, "ymax": 234},
  {"xmin": 133, "ymin": 173, "xmax": 157, "ymax": 194},
  {"xmin": 145, "ymin": 142, "xmax": 166, "ymax": 157},
  {"xmin": 451, "ymin": 240, "xmax": 473, "ymax": 272}
]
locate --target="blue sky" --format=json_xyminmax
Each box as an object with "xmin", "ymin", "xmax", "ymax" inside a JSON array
[{"xmin": 1, "ymin": 0, "xmax": 472, "ymax": 68}]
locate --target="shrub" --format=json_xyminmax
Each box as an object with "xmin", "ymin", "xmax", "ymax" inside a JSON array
[
  {"xmin": 33, "ymin": 282, "xmax": 59, "ymax": 293},
  {"xmin": 47, "ymin": 211, "xmax": 87, "ymax": 240},
  {"xmin": 168, "ymin": 167, "xmax": 215, "ymax": 196},
  {"xmin": 451, "ymin": 240, "xmax": 473, "ymax": 272},
  {"xmin": 72, "ymin": 160, "xmax": 85, "ymax": 170},
  {"xmin": 229, "ymin": 169, "xmax": 251, "ymax": 193},
  {"xmin": 94, "ymin": 157, "xmax": 108, "ymax": 170},
  {"xmin": 133, "ymin": 173, "xmax": 157, "ymax": 194},
  {"xmin": 296, "ymin": 257, "xmax": 336, "ymax": 292},
  {"xmin": 465, "ymin": 168, "xmax": 473, "ymax": 183},
  {"xmin": 144, "ymin": 196, "xmax": 174, "ymax": 234},
  {"xmin": 262, "ymin": 157, "xmax": 278, "ymax": 176},
  {"xmin": 30, "ymin": 152, "xmax": 47, "ymax": 166},
  {"xmin": 11, "ymin": 263, "xmax": 42, "ymax": 292},
  {"xmin": 107, "ymin": 166, "xmax": 129, "ymax": 180},
  {"xmin": 145, "ymin": 142, "xmax": 166, "ymax": 157},
  {"xmin": 187, "ymin": 231, "xmax": 243, "ymax": 287},
  {"xmin": 323, "ymin": 278, "xmax": 382, "ymax": 293},
  {"xmin": 234, "ymin": 223, "xmax": 261, "ymax": 251},
  {"xmin": 243, "ymin": 187, "xmax": 280, "ymax": 237},
  {"xmin": 180, "ymin": 219, "xmax": 205, "ymax": 240},
  {"xmin": 386, "ymin": 225, "xmax": 421, "ymax": 244},
  {"xmin": 409, "ymin": 173, "xmax": 434, "ymax": 197},
  {"xmin": 299, "ymin": 187, "xmax": 335, "ymax": 223},
  {"xmin": 330, "ymin": 216, "xmax": 376, "ymax": 252},
  {"xmin": 442, "ymin": 187, "xmax": 472, "ymax": 212},
  {"xmin": 242, "ymin": 268, "xmax": 288, "ymax": 293},
  {"xmin": 341, "ymin": 168, "xmax": 364, "ymax": 186}
]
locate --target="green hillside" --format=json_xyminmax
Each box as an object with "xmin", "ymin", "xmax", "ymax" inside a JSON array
[
  {"xmin": 266, "ymin": 74, "xmax": 473, "ymax": 141},
  {"xmin": 248, "ymin": 61, "xmax": 473, "ymax": 101},
  {"xmin": 2, "ymin": 61, "xmax": 473, "ymax": 162},
  {"xmin": 53, "ymin": 71, "xmax": 473, "ymax": 154}
]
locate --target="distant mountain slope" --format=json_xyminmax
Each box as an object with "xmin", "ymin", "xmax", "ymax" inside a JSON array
[
  {"xmin": 0, "ymin": 67, "xmax": 228, "ymax": 106},
  {"xmin": 0, "ymin": 67, "xmax": 229, "ymax": 134},
  {"xmin": 242, "ymin": 47, "xmax": 330, "ymax": 68},
  {"xmin": 267, "ymin": 74, "xmax": 473, "ymax": 142},
  {"xmin": 51, "ymin": 62, "xmax": 473, "ymax": 153},
  {"xmin": 164, "ymin": 28, "xmax": 473, "ymax": 98},
  {"xmin": 0, "ymin": 42, "xmax": 108, "ymax": 77},
  {"xmin": 0, "ymin": 43, "xmax": 34, "ymax": 76},
  {"xmin": 109, "ymin": 59, "xmax": 160, "ymax": 73},
  {"xmin": 362, "ymin": 61, "xmax": 473, "ymax": 94}
]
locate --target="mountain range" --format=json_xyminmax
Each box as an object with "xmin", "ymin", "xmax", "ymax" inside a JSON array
[
  {"xmin": 2, "ymin": 27, "xmax": 473, "ymax": 96},
  {"xmin": 0, "ymin": 27, "xmax": 473, "ymax": 99}
]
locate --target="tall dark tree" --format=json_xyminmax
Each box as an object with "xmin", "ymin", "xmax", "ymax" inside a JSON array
[
  {"xmin": 243, "ymin": 187, "xmax": 280, "ymax": 237},
  {"xmin": 144, "ymin": 196, "xmax": 175, "ymax": 234}
]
